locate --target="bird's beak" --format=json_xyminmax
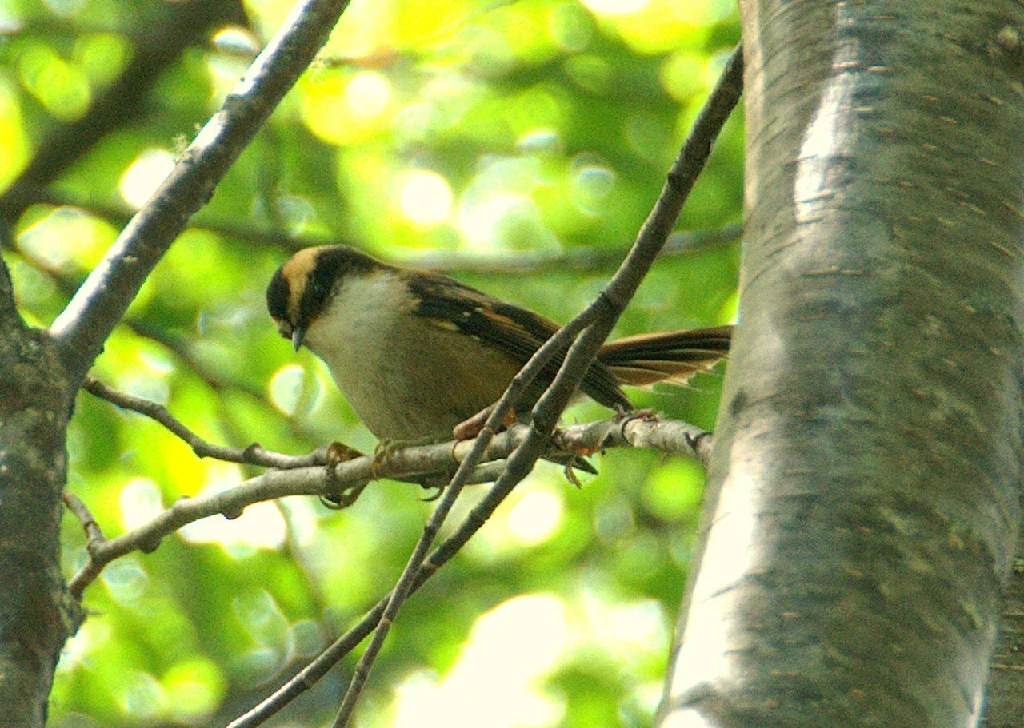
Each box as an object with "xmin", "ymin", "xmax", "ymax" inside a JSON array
[{"xmin": 292, "ymin": 327, "xmax": 306, "ymax": 351}]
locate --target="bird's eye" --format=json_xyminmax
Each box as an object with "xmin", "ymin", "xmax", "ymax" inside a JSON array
[{"xmin": 275, "ymin": 321, "xmax": 294, "ymax": 340}]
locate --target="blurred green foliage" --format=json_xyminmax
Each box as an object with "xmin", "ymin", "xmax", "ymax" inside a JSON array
[{"xmin": 1, "ymin": 0, "xmax": 741, "ymax": 725}]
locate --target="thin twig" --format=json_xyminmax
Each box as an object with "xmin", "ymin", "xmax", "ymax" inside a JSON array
[
  {"xmin": 62, "ymin": 492, "xmax": 105, "ymax": 545},
  {"xmin": 555, "ymin": 412, "xmax": 716, "ymax": 468},
  {"xmin": 531, "ymin": 43, "xmax": 745, "ymax": 443},
  {"xmin": 83, "ymin": 377, "xmax": 322, "ymax": 469},
  {"xmin": 326, "ymin": 42, "xmax": 745, "ymax": 728},
  {"xmin": 413, "ymin": 223, "xmax": 743, "ymax": 274},
  {"xmin": 6, "ymin": 182, "xmax": 741, "ymax": 272}
]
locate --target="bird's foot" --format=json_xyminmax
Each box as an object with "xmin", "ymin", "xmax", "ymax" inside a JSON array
[{"xmin": 321, "ymin": 441, "xmax": 368, "ymax": 509}]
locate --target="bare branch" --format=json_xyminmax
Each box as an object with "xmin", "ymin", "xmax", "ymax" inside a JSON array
[
  {"xmin": 556, "ymin": 412, "xmax": 716, "ymax": 468},
  {"xmin": 414, "ymin": 224, "xmax": 743, "ymax": 274},
  {"xmin": 82, "ymin": 377, "xmax": 323, "ymax": 469},
  {"xmin": 61, "ymin": 493, "xmax": 105, "ymax": 544},
  {"xmin": 7, "ymin": 183, "xmax": 740, "ymax": 273},
  {"xmin": 61, "ymin": 427, "xmax": 531, "ymax": 599},
  {"xmin": 329, "ymin": 44, "xmax": 745, "ymax": 728},
  {"xmin": 48, "ymin": 0, "xmax": 354, "ymax": 388},
  {"xmin": 64, "ymin": 415, "xmax": 710, "ymax": 601}
]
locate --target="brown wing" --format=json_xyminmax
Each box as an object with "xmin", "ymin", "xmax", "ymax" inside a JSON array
[{"xmin": 408, "ymin": 274, "xmax": 631, "ymax": 410}]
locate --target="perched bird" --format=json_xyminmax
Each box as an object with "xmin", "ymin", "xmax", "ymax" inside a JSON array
[{"xmin": 266, "ymin": 245, "xmax": 731, "ymax": 444}]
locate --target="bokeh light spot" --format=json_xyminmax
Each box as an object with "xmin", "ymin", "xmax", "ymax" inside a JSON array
[
  {"xmin": 119, "ymin": 149, "xmax": 176, "ymax": 209},
  {"xmin": 507, "ymin": 489, "xmax": 563, "ymax": 544},
  {"xmin": 397, "ymin": 169, "xmax": 454, "ymax": 227},
  {"xmin": 394, "ymin": 594, "xmax": 567, "ymax": 728}
]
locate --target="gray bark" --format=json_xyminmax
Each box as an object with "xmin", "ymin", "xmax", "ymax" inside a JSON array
[{"xmin": 660, "ymin": 2, "xmax": 1024, "ymax": 726}]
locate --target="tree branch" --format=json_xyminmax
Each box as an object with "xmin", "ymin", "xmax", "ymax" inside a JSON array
[
  {"xmin": 82, "ymin": 376, "xmax": 324, "ymax": 469},
  {"xmin": 328, "ymin": 42, "xmax": 745, "ymax": 728},
  {"xmin": 7, "ymin": 183, "xmax": 741, "ymax": 273},
  {"xmin": 414, "ymin": 223, "xmax": 743, "ymax": 273},
  {"xmin": 63, "ymin": 415, "xmax": 711, "ymax": 601},
  {"xmin": 48, "ymin": 0, "xmax": 354, "ymax": 388}
]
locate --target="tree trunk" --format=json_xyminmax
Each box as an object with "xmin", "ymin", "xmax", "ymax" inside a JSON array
[
  {"xmin": 660, "ymin": 2, "xmax": 1024, "ymax": 726},
  {"xmin": 0, "ymin": 259, "xmax": 78, "ymax": 727}
]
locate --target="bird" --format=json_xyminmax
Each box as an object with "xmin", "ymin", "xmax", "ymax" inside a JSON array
[{"xmin": 266, "ymin": 245, "xmax": 731, "ymax": 445}]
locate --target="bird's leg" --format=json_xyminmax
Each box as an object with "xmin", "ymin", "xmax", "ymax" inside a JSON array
[{"xmin": 452, "ymin": 404, "xmax": 517, "ymax": 441}]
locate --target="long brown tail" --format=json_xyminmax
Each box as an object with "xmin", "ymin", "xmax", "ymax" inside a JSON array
[{"xmin": 598, "ymin": 325, "xmax": 732, "ymax": 386}]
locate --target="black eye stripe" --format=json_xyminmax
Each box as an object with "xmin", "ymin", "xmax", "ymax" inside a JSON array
[
  {"xmin": 300, "ymin": 265, "xmax": 337, "ymax": 325},
  {"xmin": 266, "ymin": 268, "xmax": 291, "ymax": 322}
]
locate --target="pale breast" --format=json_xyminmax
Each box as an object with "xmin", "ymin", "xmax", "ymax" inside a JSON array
[{"xmin": 302, "ymin": 271, "xmax": 521, "ymax": 441}]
